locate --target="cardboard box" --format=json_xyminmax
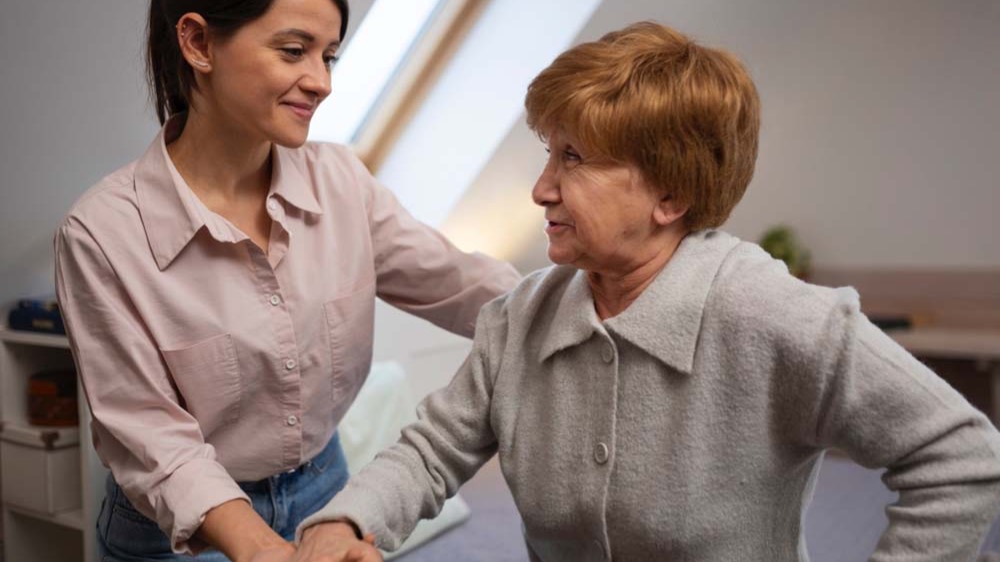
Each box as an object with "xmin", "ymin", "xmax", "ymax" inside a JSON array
[{"xmin": 1, "ymin": 424, "xmax": 81, "ymax": 513}]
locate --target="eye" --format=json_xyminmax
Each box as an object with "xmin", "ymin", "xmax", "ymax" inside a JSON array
[
  {"xmin": 562, "ymin": 149, "xmax": 581, "ymax": 162},
  {"xmin": 280, "ymin": 46, "xmax": 306, "ymax": 59},
  {"xmin": 323, "ymin": 53, "xmax": 340, "ymax": 70}
]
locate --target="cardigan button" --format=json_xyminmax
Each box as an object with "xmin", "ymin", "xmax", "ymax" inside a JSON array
[
  {"xmin": 594, "ymin": 442, "xmax": 610, "ymax": 464},
  {"xmin": 601, "ymin": 342, "xmax": 615, "ymax": 363}
]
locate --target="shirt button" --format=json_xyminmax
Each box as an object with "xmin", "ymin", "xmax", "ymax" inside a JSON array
[
  {"xmin": 269, "ymin": 294, "xmax": 282, "ymax": 306},
  {"xmin": 286, "ymin": 415, "xmax": 298, "ymax": 426},
  {"xmin": 601, "ymin": 342, "xmax": 615, "ymax": 363},
  {"xmin": 284, "ymin": 358, "xmax": 297, "ymax": 370},
  {"xmin": 594, "ymin": 442, "xmax": 610, "ymax": 465},
  {"xmin": 267, "ymin": 200, "xmax": 279, "ymax": 212}
]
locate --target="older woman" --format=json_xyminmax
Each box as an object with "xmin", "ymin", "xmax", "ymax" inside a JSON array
[{"xmin": 291, "ymin": 22, "xmax": 1000, "ymax": 562}]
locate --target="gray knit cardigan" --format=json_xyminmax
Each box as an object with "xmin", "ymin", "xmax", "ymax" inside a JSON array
[{"xmin": 300, "ymin": 229, "xmax": 1000, "ymax": 561}]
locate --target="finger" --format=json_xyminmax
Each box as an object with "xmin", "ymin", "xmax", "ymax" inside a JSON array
[
  {"xmin": 363, "ymin": 534, "xmax": 376, "ymax": 545},
  {"xmin": 346, "ymin": 545, "xmax": 379, "ymax": 562}
]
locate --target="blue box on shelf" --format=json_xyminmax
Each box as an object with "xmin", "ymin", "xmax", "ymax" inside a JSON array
[{"xmin": 7, "ymin": 299, "xmax": 66, "ymax": 335}]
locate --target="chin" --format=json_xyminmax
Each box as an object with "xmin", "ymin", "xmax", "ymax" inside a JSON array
[
  {"xmin": 266, "ymin": 121, "xmax": 311, "ymax": 148},
  {"xmin": 272, "ymin": 132, "xmax": 310, "ymax": 148},
  {"xmin": 546, "ymin": 247, "xmax": 575, "ymax": 266}
]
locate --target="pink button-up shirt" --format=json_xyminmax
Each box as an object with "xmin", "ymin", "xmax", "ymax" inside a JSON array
[{"xmin": 54, "ymin": 119, "xmax": 521, "ymax": 553}]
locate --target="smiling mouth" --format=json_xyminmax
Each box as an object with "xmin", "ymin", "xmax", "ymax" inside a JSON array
[
  {"xmin": 545, "ymin": 220, "xmax": 572, "ymax": 233},
  {"xmin": 283, "ymin": 102, "xmax": 315, "ymax": 120}
]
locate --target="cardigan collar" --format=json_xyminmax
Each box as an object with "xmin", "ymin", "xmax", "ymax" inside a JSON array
[
  {"xmin": 538, "ymin": 230, "xmax": 741, "ymax": 375},
  {"xmin": 134, "ymin": 115, "xmax": 321, "ymax": 270}
]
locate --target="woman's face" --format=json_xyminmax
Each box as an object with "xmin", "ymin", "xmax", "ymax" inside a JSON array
[
  {"xmin": 198, "ymin": 0, "xmax": 342, "ymax": 147},
  {"xmin": 532, "ymin": 131, "xmax": 672, "ymax": 273}
]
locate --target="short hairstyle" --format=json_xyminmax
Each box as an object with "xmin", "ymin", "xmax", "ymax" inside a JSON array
[{"xmin": 525, "ymin": 22, "xmax": 760, "ymax": 231}]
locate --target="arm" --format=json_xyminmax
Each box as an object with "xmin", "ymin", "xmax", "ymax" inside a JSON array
[
  {"xmin": 200, "ymin": 500, "xmax": 295, "ymax": 561},
  {"xmin": 751, "ymin": 274, "xmax": 1000, "ymax": 561},
  {"xmin": 349, "ymin": 151, "xmax": 520, "ymax": 337},
  {"xmin": 295, "ymin": 301, "xmax": 506, "ymax": 552},
  {"xmin": 55, "ymin": 222, "xmax": 284, "ymax": 559},
  {"xmin": 818, "ymin": 309, "xmax": 1000, "ymax": 561}
]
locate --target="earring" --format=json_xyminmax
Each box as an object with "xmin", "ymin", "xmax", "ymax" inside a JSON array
[{"xmin": 192, "ymin": 60, "xmax": 209, "ymax": 68}]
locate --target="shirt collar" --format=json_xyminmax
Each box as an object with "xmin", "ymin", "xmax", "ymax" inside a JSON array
[
  {"xmin": 134, "ymin": 116, "xmax": 322, "ymax": 270},
  {"xmin": 271, "ymin": 144, "xmax": 323, "ymax": 216},
  {"xmin": 538, "ymin": 230, "xmax": 741, "ymax": 375}
]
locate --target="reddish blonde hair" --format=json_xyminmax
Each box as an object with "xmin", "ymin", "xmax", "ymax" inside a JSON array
[{"xmin": 525, "ymin": 22, "xmax": 761, "ymax": 230}]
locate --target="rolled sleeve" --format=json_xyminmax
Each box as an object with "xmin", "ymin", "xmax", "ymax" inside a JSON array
[{"xmin": 55, "ymin": 221, "xmax": 248, "ymax": 555}]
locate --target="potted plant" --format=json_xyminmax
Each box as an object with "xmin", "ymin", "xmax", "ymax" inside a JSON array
[{"xmin": 759, "ymin": 225, "xmax": 811, "ymax": 280}]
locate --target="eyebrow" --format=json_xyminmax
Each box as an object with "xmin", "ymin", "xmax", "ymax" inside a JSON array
[{"xmin": 273, "ymin": 28, "xmax": 340, "ymax": 48}]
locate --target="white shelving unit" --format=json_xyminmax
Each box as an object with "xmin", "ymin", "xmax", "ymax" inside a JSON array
[{"xmin": 0, "ymin": 327, "xmax": 107, "ymax": 562}]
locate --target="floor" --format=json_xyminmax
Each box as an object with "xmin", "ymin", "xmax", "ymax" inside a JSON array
[{"xmin": 395, "ymin": 452, "xmax": 1000, "ymax": 562}]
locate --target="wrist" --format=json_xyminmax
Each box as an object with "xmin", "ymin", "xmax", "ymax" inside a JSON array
[
  {"xmin": 235, "ymin": 539, "xmax": 294, "ymax": 562},
  {"xmin": 303, "ymin": 519, "xmax": 363, "ymax": 542}
]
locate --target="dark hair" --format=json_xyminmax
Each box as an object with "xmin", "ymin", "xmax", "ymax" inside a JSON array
[{"xmin": 146, "ymin": 0, "xmax": 349, "ymax": 124}]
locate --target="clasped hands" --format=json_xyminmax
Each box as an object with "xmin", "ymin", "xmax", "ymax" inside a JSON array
[{"xmin": 250, "ymin": 521, "xmax": 383, "ymax": 562}]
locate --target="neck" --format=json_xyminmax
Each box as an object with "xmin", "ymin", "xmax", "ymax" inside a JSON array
[
  {"xmin": 587, "ymin": 230, "xmax": 688, "ymax": 320},
  {"xmin": 166, "ymin": 110, "xmax": 272, "ymax": 204}
]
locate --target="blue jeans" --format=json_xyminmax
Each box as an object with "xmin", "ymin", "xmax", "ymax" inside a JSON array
[{"xmin": 97, "ymin": 433, "xmax": 349, "ymax": 561}]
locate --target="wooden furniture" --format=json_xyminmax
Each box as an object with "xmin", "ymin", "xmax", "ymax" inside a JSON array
[
  {"xmin": 0, "ymin": 327, "xmax": 106, "ymax": 562},
  {"xmin": 888, "ymin": 328, "xmax": 1000, "ymax": 424}
]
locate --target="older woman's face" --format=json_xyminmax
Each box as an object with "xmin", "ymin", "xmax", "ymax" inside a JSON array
[{"xmin": 532, "ymin": 132, "xmax": 667, "ymax": 273}]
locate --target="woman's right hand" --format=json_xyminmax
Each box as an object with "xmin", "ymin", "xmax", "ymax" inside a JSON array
[
  {"xmin": 248, "ymin": 544, "xmax": 296, "ymax": 562},
  {"xmin": 292, "ymin": 521, "xmax": 382, "ymax": 562}
]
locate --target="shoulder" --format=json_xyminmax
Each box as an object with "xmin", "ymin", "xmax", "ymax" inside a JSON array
[
  {"xmin": 58, "ymin": 160, "xmax": 142, "ymax": 240},
  {"xmin": 281, "ymin": 141, "xmax": 380, "ymax": 207},
  {"xmin": 706, "ymin": 239, "xmax": 861, "ymax": 348}
]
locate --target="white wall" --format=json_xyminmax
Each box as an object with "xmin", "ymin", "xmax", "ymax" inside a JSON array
[
  {"xmin": 0, "ymin": 1, "xmax": 157, "ymax": 308},
  {"xmin": 446, "ymin": 0, "xmax": 1000, "ymax": 272}
]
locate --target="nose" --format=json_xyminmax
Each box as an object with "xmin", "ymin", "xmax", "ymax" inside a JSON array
[
  {"xmin": 531, "ymin": 159, "xmax": 560, "ymax": 207},
  {"xmin": 300, "ymin": 56, "xmax": 332, "ymax": 100}
]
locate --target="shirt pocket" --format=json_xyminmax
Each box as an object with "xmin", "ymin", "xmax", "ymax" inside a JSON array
[
  {"xmin": 160, "ymin": 333, "xmax": 242, "ymax": 436},
  {"xmin": 323, "ymin": 281, "xmax": 376, "ymax": 408}
]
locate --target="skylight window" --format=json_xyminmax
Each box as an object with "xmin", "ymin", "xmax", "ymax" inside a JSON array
[{"xmin": 308, "ymin": 0, "xmax": 445, "ymax": 145}]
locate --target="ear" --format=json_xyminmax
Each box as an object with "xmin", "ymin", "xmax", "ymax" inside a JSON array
[
  {"xmin": 652, "ymin": 195, "xmax": 688, "ymax": 227},
  {"xmin": 176, "ymin": 13, "xmax": 213, "ymax": 73}
]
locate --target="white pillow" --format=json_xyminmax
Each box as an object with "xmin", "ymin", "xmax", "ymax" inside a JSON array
[{"xmin": 338, "ymin": 361, "xmax": 471, "ymax": 559}]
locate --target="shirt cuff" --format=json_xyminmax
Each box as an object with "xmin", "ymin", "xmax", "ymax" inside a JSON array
[{"xmin": 158, "ymin": 458, "xmax": 251, "ymax": 555}]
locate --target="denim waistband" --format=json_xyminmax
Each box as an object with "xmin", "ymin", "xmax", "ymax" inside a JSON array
[{"xmin": 237, "ymin": 431, "xmax": 341, "ymax": 493}]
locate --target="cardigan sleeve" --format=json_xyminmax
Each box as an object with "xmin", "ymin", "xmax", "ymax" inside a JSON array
[
  {"xmin": 295, "ymin": 299, "xmax": 506, "ymax": 550},
  {"xmin": 742, "ymin": 264, "xmax": 1000, "ymax": 561},
  {"xmin": 817, "ymin": 301, "xmax": 1000, "ymax": 561}
]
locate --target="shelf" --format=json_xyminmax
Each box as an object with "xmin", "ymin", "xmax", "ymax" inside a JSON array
[
  {"xmin": 0, "ymin": 328, "xmax": 70, "ymax": 349},
  {"xmin": 0, "ymin": 422, "xmax": 80, "ymax": 448},
  {"xmin": 888, "ymin": 327, "xmax": 1000, "ymax": 360},
  {"xmin": 5, "ymin": 505, "xmax": 84, "ymax": 531}
]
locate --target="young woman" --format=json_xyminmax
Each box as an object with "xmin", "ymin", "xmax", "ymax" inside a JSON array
[{"xmin": 54, "ymin": 1, "xmax": 519, "ymax": 560}]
